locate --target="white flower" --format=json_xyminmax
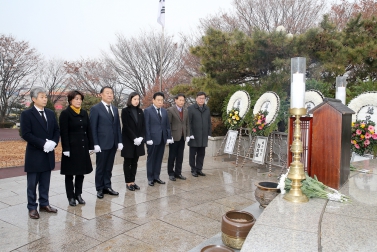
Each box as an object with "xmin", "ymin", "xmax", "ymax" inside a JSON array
[
  {"xmin": 253, "ymin": 91, "xmax": 280, "ymax": 126},
  {"xmin": 327, "ymin": 193, "xmax": 342, "ymax": 202},
  {"xmin": 277, "ymin": 169, "xmax": 289, "ymax": 195},
  {"xmin": 227, "ymin": 90, "xmax": 251, "ymax": 117},
  {"xmin": 348, "ymin": 91, "xmax": 377, "ymax": 122}
]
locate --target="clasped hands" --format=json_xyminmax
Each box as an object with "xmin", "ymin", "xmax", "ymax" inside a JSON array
[
  {"xmin": 133, "ymin": 137, "xmax": 143, "ymax": 146},
  {"xmin": 43, "ymin": 139, "xmax": 56, "ymax": 153}
]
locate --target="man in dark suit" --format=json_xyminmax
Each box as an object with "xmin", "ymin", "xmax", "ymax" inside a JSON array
[
  {"xmin": 90, "ymin": 86, "xmax": 123, "ymax": 199},
  {"xmin": 21, "ymin": 86, "xmax": 60, "ymax": 219},
  {"xmin": 167, "ymin": 94, "xmax": 190, "ymax": 181},
  {"xmin": 144, "ymin": 92, "xmax": 172, "ymax": 186},
  {"xmin": 188, "ymin": 91, "xmax": 212, "ymax": 177}
]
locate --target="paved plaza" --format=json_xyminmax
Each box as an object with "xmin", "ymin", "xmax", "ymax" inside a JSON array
[
  {"xmin": 1, "ymin": 148, "xmax": 377, "ymax": 251},
  {"xmin": 0, "ymin": 152, "xmax": 277, "ymax": 252}
]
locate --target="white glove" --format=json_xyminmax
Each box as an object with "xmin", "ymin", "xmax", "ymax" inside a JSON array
[
  {"xmin": 208, "ymin": 136, "xmax": 211, "ymax": 139},
  {"xmin": 117, "ymin": 143, "xmax": 123, "ymax": 150},
  {"xmin": 94, "ymin": 145, "xmax": 101, "ymax": 153},
  {"xmin": 137, "ymin": 137, "xmax": 143, "ymax": 143},
  {"xmin": 63, "ymin": 151, "xmax": 70, "ymax": 157},
  {"xmin": 186, "ymin": 136, "xmax": 190, "ymax": 143},
  {"xmin": 190, "ymin": 135, "xmax": 195, "ymax": 139},
  {"xmin": 167, "ymin": 137, "xmax": 174, "ymax": 144},
  {"xmin": 134, "ymin": 138, "xmax": 142, "ymax": 146},
  {"xmin": 146, "ymin": 140, "xmax": 153, "ymax": 145},
  {"xmin": 43, "ymin": 140, "xmax": 56, "ymax": 153}
]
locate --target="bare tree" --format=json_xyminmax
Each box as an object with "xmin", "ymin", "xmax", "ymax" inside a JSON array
[
  {"xmin": 327, "ymin": 0, "xmax": 377, "ymax": 31},
  {"xmin": 64, "ymin": 58, "xmax": 127, "ymax": 108},
  {"xmin": 0, "ymin": 35, "xmax": 40, "ymax": 123},
  {"xmin": 38, "ymin": 58, "xmax": 70, "ymax": 105},
  {"xmin": 106, "ymin": 30, "xmax": 188, "ymax": 98},
  {"xmin": 200, "ymin": 0, "xmax": 327, "ymax": 35}
]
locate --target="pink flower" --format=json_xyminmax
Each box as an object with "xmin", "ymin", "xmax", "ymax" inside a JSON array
[
  {"xmin": 364, "ymin": 139, "xmax": 370, "ymax": 146},
  {"xmin": 252, "ymin": 128, "xmax": 256, "ymax": 132},
  {"xmin": 257, "ymin": 120, "xmax": 262, "ymax": 124},
  {"xmin": 368, "ymin": 125, "xmax": 375, "ymax": 131},
  {"xmin": 356, "ymin": 129, "xmax": 362, "ymax": 135},
  {"xmin": 258, "ymin": 125, "xmax": 263, "ymax": 129},
  {"xmin": 365, "ymin": 132, "xmax": 372, "ymax": 139},
  {"xmin": 355, "ymin": 144, "xmax": 360, "ymax": 149},
  {"xmin": 372, "ymin": 134, "xmax": 377, "ymax": 140}
]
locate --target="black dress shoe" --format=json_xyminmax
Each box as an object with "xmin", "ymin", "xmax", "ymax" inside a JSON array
[
  {"xmin": 39, "ymin": 205, "xmax": 58, "ymax": 213},
  {"xmin": 97, "ymin": 190, "xmax": 104, "ymax": 199},
  {"xmin": 69, "ymin": 198, "xmax": 76, "ymax": 206},
  {"xmin": 175, "ymin": 174, "xmax": 186, "ymax": 180},
  {"xmin": 104, "ymin": 188, "xmax": 119, "ymax": 195},
  {"xmin": 133, "ymin": 184, "xmax": 140, "ymax": 190},
  {"xmin": 192, "ymin": 172, "xmax": 198, "ymax": 177},
  {"xmin": 197, "ymin": 171, "xmax": 206, "ymax": 176},
  {"xmin": 76, "ymin": 195, "xmax": 85, "ymax": 204},
  {"xmin": 148, "ymin": 181, "xmax": 154, "ymax": 186},
  {"xmin": 169, "ymin": 176, "xmax": 176, "ymax": 181},
  {"xmin": 154, "ymin": 179, "xmax": 166, "ymax": 184},
  {"xmin": 126, "ymin": 184, "xmax": 135, "ymax": 191},
  {"xmin": 29, "ymin": 209, "xmax": 39, "ymax": 219}
]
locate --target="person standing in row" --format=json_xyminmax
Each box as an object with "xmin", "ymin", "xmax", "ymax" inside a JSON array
[
  {"xmin": 59, "ymin": 90, "xmax": 94, "ymax": 206},
  {"xmin": 188, "ymin": 91, "xmax": 212, "ymax": 177},
  {"xmin": 90, "ymin": 86, "xmax": 123, "ymax": 199},
  {"xmin": 167, "ymin": 94, "xmax": 190, "ymax": 181},
  {"xmin": 21, "ymin": 86, "xmax": 60, "ymax": 219},
  {"xmin": 144, "ymin": 92, "xmax": 173, "ymax": 186},
  {"xmin": 121, "ymin": 92, "xmax": 145, "ymax": 191}
]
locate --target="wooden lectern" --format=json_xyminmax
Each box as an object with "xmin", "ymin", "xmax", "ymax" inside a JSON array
[{"xmin": 309, "ymin": 98, "xmax": 355, "ymax": 189}]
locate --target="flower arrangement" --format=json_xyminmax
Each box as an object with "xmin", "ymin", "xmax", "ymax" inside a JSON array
[
  {"xmin": 277, "ymin": 170, "xmax": 349, "ymax": 202},
  {"xmin": 351, "ymin": 120, "xmax": 377, "ymax": 156},
  {"xmin": 224, "ymin": 108, "xmax": 243, "ymax": 130},
  {"xmin": 250, "ymin": 110, "xmax": 268, "ymax": 136}
]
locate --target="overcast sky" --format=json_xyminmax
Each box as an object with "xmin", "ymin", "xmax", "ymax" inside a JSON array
[{"xmin": 0, "ymin": 0, "xmax": 233, "ymax": 60}]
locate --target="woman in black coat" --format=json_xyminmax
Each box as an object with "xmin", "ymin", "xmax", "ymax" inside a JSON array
[
  {"xmin": 121, "ymin": 92, "xmax": 145, "ymax": 191},
  {"xmin": 59, "ymin": 90, "xmax": 94, "ymax": 206}
]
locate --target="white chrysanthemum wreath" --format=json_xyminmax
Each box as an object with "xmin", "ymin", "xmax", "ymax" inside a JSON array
[
  {"xmin": 226, "ymin": 90, "xmax": 251, "ymax": 118},
  {"xmin": 348, "ymin": 91, "xmax": 377, "ymax": 122},
  {"xmin": 253, "ymin": 91, "xmax": 280, "ymax": 125},
  {"xmin": 305, "ymin": 90, "xmax": 324, "ymax": 111}
]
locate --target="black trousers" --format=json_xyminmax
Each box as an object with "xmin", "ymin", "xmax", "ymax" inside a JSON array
[
  {"xmin": 189, "ymin": 146, "xmax": 206, "ymax": 173},
  {"xmin": 27, "ymin": 170, "xmax": 51, "ymax": 210},
  {"xmin": 146, "ymin": 140, "xmax": 165, "ymax": 181},
  {"xmin": 65, "ymin": 175, "xmax": 84, "ymax": 199},
  {"xmin": 95, "ymin": 146, "xmax": 117, "ymax": 191},
  {"xmin": 123, "ymin": 156, "xmax": 139, "ymax": 183},
  {"xmin": 168, "ymin": 136, "xmax": 185, "ymax": 176}
]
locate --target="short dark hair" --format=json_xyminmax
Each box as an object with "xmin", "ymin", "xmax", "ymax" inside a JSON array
[
  {"xmin": 67, "ymin": 90, "xmax": 84, "ymax": 105},
  {"xmin": 153, "ymin": 92, "xmax": 165, "ymax": 99},
  {"xmin": 100, "ymin": 86, "xmax": 113, "ymax": 93},
  {"xmin": 196, "ymin": 91, "xmax": 207, "ymax": 97},
  {"xmin": 175, "ymin": 93, "xmax": 186, "ymax": 100},
  {"xmin": 126, "ymin": 92, "xmax": 140, "ymax": 108}
]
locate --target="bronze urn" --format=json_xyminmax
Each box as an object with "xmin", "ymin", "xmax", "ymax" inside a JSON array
[{"xmin": 254, "ymin": 181, "xmax": 280, "ymax": 208}]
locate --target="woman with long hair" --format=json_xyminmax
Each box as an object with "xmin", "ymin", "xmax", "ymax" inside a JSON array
[{"xmin": 121, "ymin": 92, "xmax": 145, "ymax": 191}]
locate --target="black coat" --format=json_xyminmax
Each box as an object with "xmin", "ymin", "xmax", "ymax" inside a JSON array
[
  {"xmin": 59, "ymin": 107, "xmax": 94, "ymax": 175},
  {"xmin": 188, "ymin": 103, "xmax": 212, "ymax": 147},
  {"xmin": 21, "ymin": 107, "xmax": 60, "ymax": 173},
  {"xmin": 121, "ymin": 106, "xmax": 146, "ymax": 158}
]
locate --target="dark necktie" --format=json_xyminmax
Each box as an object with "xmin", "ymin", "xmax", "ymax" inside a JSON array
[
  {"xmin": 39, "ymin": 111, "xmax": 47, "ymax": 127},
  {"xmin": 157, "ymin": 108, "xmax": 162, "ymax": 120},
  {"xmin": 106, "ymin": 105, "xmax": 114, "ymax": 121}
]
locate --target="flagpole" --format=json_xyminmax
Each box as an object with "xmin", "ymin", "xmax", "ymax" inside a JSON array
[{"xmin": 160, "ymin": 26, "xmax": 164, "ymax": 92}]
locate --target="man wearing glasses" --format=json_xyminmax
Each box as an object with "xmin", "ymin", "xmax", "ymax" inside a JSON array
[{"xmin": 188, "ymin": 92, "xmax": 212, "ymax": 177}]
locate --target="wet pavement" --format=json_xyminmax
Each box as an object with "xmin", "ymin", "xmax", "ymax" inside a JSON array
[
  {"xmin": 0, "ymin": 153, "xmax": 279, "ymax": 252},
  {"xmin": 2, "ymin": 151, "xmax": 376, "ymax": 252}
]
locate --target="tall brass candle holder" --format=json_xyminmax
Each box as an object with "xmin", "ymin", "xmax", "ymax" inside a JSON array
[
  {"xmin": 284, "ymin": 57, "xmax": 308, "ymax": 203},
  {"xmin": 284, "ymin": 108, "xmax": 308, "ymax": 203}
]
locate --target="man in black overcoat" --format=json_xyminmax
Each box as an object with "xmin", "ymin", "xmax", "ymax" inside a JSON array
[
  {"xmin": 188, "ymin": 91, "xmax": 212, "ymax": 177},
  {"xmin": 20, "ymin": 86, "xmax": 60, "ymax": 219}
]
